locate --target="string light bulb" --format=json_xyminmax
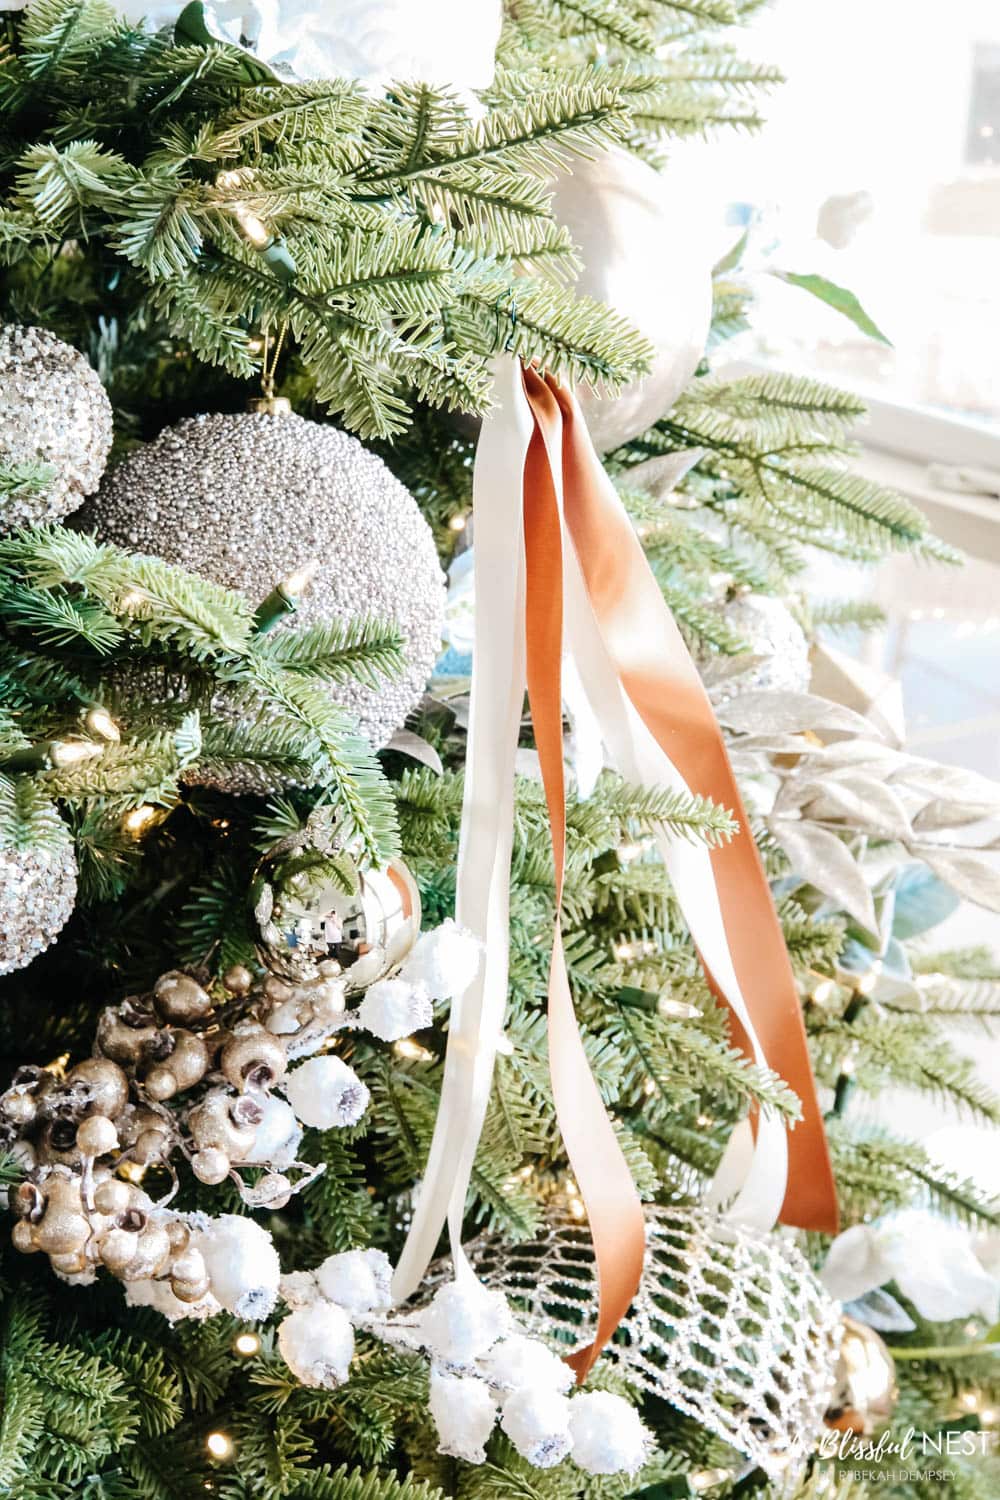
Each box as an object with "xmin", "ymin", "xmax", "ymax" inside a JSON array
[
  {"xmin": 123, "ymin": 805, "xmax": 158, "ymax": 837},
  {"xmin": 83, "ymin": 706, "xmax": 121, "ymax": 743},
  {"xmin": 49, "ymin": 740, "xmax": 105, "ymax": 769},
  {"xmin": 2, "ymin": 738, "xmax": 104, "ymax": 773},
  {"xmin": 252, "ymin": 559, "xmax": 319, "ymax": 634},
  {"xmin": 216, "ymin": 170, "xmax": 271, "ymax": 249},
  {"xmin": 394, "ymin": 1038, "xmax": 434, "ymax": 1062},
  {"xmin": 657, "ymin": 995, "xmax": 702, "ymax": 1020},
  {"xmin": 448, "ymin": 512, "xmax": 469, "ymax": 532},
  {"xmin": 234, "ymin": 1331, "xmax": 261, "ymax": 1357},
  {"xmin": 206, "ymin": 1431, "xmax": 234, "ymax": 1460},
  {"xmin": 215, "ymin": 170, "xmax": 296, "ymax": 282},
  {"xmin": 690, "ymin": 1471, "xmax": 731, "ymax": 1494}
]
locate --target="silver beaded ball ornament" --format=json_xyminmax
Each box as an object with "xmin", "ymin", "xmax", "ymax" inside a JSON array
[
  {"xmin": 78, "ymin": 410, "xmax": 446, "ymax": 767},
  {"xmin": 696, "ymin": 593, "xmax": 811, "ymax": 705},
  {"xmin": 0, "ymin": 325, "xmax": 114, "ymax": 531},
  {"xmin": 0, "ymin": 834, "xmax": 79, "ymax": 977}
]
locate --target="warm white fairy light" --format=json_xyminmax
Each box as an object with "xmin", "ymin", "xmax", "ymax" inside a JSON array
[
  {"xmin": 83, "ymin": 706, "xmax": 121, "ymax": 742},
  {"xmin": 280, "ymin": 559, "xmax": 319, "ymax": 598},
  {"xmin": 206, "ymin": 1431, "xmax": 234, "ymax": 1460},
  {"xmin": 123, "ymin": 805, "xmax": 158, "ymax": 837},
  {"xmin": 657, "ymin": 995, "xmax": 702, "ymax": 1020},
  {"xmin": 448, "ymin": 512, "xmax": 469, "ymax": 532},
  {"xmin": 234, "ymin": 1331, "xmax": 261, "ymax": 1357},
  {"xmin": 49, "ymin": 740, "xmax": 104, "ymax": 768},
  {"xmin": 216, "ymin": 170, "xmax": 272, "ymax": 249},
  {"xmin": 811, "ymin": 978, "xmax": 835, "ymax": 1005},
  {"xmin": 690, "ymin": 1470, "xmax": 731, "ymax": 1493},
  {"xmin": 394, "ymin": 1038, "xmax": 434, "ymax": 1062}
]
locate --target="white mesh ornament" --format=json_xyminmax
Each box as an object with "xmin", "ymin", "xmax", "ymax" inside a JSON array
[{"xmin": 455, "ymin": 1207, "xmax": 842, "ymax": 1484}]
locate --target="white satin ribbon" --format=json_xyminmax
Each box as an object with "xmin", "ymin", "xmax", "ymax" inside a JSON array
[{"xmin": 392, "ymin": 359, "xmax": 532, "ymax": 1300}]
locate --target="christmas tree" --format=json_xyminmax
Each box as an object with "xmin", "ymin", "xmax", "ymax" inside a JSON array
[{"xmin": 2, "ymin": 2, "xmax": 1000, "ymax": 1497}]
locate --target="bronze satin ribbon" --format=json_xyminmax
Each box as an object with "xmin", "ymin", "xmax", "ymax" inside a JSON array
[
  {"xmin": 522, "ymin": 377, "xmax": 646, "ymax": 1382},
  {"xmin": 519, "ymin": 367, "xmax": 837, "ymax": 1367}
]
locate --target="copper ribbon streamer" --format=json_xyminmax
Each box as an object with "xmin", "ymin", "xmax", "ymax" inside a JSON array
[
  {"xmin": 522, "ymin": 367, "xmax": 838, "ymax": 1237},
  {"xmin": 521, "ymin": 386, "xmax": 646, "ymax": 1380}
]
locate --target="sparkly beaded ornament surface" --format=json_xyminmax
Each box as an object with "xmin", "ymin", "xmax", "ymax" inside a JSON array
[
  {"xmin": 77, "ymin": 411, "xmax": 446, "ymax": 755},
  {"xmin": 696, "ymin": 594, "xmax": 811, "ymax": 705},
  {"xmin": 0, "ymin": 324, "xmax": 114, "ymax": 530},
  {"xmin": 0, "ymin": 837, "xmax": 78, "ymax": 977},
  {"xmin": 459, "ymin": 1206, "xmax": 842, "ymax": 1483}
]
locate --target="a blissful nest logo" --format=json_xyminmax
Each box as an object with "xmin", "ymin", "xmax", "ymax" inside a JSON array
[{"xmin": 819, "ymin": 1425, "xmax": 998, "ymax": 1484}]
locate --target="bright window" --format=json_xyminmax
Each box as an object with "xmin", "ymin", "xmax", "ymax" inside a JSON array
[{"xmin": 697, "ymin": 0, "xmax": 1000, "ymax": 427}]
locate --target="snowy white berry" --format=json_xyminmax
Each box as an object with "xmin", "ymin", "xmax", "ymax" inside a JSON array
[
  {"xmin": 125, "ymin": 1276, "xmax": 221, "ymax": 1324},
  {"xmin": 316, "ymin": 1248, "xmax": 394, "ymax": 1315},
  {"xmin": 501, "ymin": 1386, "xmax": 573, "ymax": 1468},
  {"xmin": 244, "ymin": 1094, "xmax": 303, "ymax": 1167},
  {"xmin": 400, "ymin": 920, "xmax": 481, "ymax": 1001},
  {"xmin": 483, "ymin": 1335, "xmax": 573, "ymax": 1394},
  {"xmin": 278, "ymin": 1303, "xmax": 355, "ymax": 1388},
  {"xmin": 420, "ymin": 1277, "xmax": 510, "ymax": 1362},
  {"xmin": 568, "ymin": 1391, "xmax": 648, "ymax": 1475},
  {"xmin": 284, "ymin": 1054, "xmax": 370, "ymax": 1128},
  {"xmin": 430, "ymin": 1369, "xmax": 497, "ymax": 1464},
  {"xmin": 356, "ymin": 978, "xmax": 433, "ymax": 1042},
  {"xmin": 194, "ymin": 1215, "xmax": 281, "ymax": 1321}
]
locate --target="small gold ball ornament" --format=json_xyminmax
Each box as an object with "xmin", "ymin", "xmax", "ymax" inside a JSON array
[
  {"xmin": 11, "ymin": 1219, "xmax": 37, "ymax": 1253},
  {"xmin": 34, "ymin": 1178, "xmax": 90, "ymax": 1257},
  {"xmin": 94, "ymin": 1179, "xmax": 132, "ymax": 1216},
  {"xmin": 70, "ymin": 1057, "xmax": 130, "ymax": 1117},
  {"xmin": 97, "ymin": 1002, "xmax": 159, "ymax": 1067},
  {"xmin": 2, "ymin": 1091, "xmax": 37, "ymax": 1127},
  {"xmin": 192, "ymin": 1147, "xmax": 231, "ymax": 1185},
  {"xmin": 143, "ymin": 1029, "xmax": 210, "ymax": 1100},
  {"xmin": 189, "ymin": 1089, "xmax": 260, "ymax": 1159},
  {"xmin": 826, "ymin": 1315, "xmax": 898, "ymax": 1435},
  {"xmin": 76, "ymin": 1114, "xmax": 119, "ymax": 1157},
  {"xmin": 172, "ymin": 1273, "xmax": 211, "ymax": 1304},
  {"xmin": 154, "ymin": 971, "xmax": 214, "ymax": 1025},
  {"xmin": 50, "ymin": 1247, "xmax": 90, "ymax": 1276},
  {"xmin": 223, "ymin": 964, "xmax": 254, "ymax": 996},
  {"xmin": 220, "ymin": 1028, "xmax": 287, "ymax": 1092}
]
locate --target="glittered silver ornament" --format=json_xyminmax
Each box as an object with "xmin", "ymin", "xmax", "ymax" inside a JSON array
[
  {"xmin": 0, "ymin": 834, "xmax": 78, "ymax": 976},
  {"xmin": 696, "ymin": 593, "xmax": 811, "ymax": 705},
  {"xmin": 77, "ymin": 410, "xmax": 446, "ymax": 770},
  {"xmin": 253, "ymin": 844, "xmax": 421, "ymax": 987},
  {"xmin": 0, "ymin": 325, "xmax": 113, "ymax": 531}
]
